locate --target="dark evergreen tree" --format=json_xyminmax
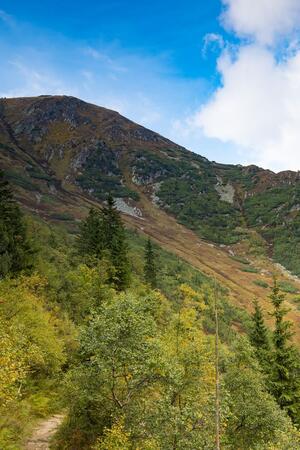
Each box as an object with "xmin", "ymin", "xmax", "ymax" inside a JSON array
[
  {"xmin": 144, "ymin": 237, "xmax": 157, "ymax": 289},
  {"xmin": 77, "ymin": 196, "xmax": 130, "ymax": 291},
  {"xmin": 0, "ymin": 170, "xmax": 33, "ymax": 278},
  {"xmin": 102, "ymin": 195, "xmax": 130, "ymax": 290},
  {"xmin": 250, "ymin": 299, "xmax": 271, "ymax": 370},
  {"xmin": 77, "ymin": 207, "xmax": 104, "ymax": 260},
  {"xmin": 270, "ymin": 279, "xmax": 300, "ymax": 425}
]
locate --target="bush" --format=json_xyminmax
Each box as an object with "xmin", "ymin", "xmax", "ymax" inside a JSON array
[
  {"xmin": 230, "ymin": 255, "xmax": 250, "ymax": 264},
  {"xmin": 253, "ymin": 279, "xmax": 269, "ymax": 288},
  {"xmin": 240, "ymin": 266, "xmax": 260, "ymax": 274},
  {"xmin": 278, "ymin": 281, "xmax": 299, "ymax": 294}
]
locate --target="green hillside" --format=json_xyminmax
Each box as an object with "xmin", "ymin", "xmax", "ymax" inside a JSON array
[
  {"xmin": 1, "ymin": 172, "xmax": 300, "ymax": 449},
  {"xmin": 1, "ymin": 96, "xmax": 300, "ymax": 276},
  {"xmin": 2, "ymin": 96, "xmax": 300, "ymax": 448}
]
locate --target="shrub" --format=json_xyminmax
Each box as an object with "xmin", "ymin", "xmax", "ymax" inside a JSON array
[
  {"xmin": 278, "ymin": 281, "xmax": 299, "ymax": 294},
  {"xmin": 230, "ymin": 255, "xmax": 250, "ymax": 264},
  {"xmin": 240, "ymin": 266, "xmax": 259, "ymax": 274},
  {"xmin": 253, "ymin": 279, "xmax": 269, "ymax": 288}
]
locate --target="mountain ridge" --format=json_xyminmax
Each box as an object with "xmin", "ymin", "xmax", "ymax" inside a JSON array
[{"xmin": 1, "ymin": 94, "xmax": 300, "ymax": 341}]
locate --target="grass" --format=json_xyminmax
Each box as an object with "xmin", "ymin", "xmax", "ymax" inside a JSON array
[
  {"xmin": 50, "ymin": 212, "xmax": 74, "ymax": 221},
  {"xmin": 253, "ymin": 279, "xmax": 269, "ymax": 288},
  {"xmin": 230, "ymin": 255, "xmax": 250, "ymax": 265},
  {"xmin": 278, "ymin": 281, "xmax": 299, "ymax": 294},
  {"xmin": 240, "ymin": 266, "xmax": 260, "ymax": 274}
]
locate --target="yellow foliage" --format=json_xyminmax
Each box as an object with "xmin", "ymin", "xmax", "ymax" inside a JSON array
[
  {"xmin": 0, "ymin": 320, "xmax": 28, "ymax": 407},
  {"xmin": 178, "ymin": 284, "xmax": 206, "ymax": 311},
  {"xmin": 0, "ymin": 275, "xmax": 66, "ymax": 377},
  {"xmin": 93, "ymin": 418, "xmax": 131, "ymax": 450}
]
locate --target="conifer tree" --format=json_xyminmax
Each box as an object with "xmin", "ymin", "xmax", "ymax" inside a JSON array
[
  {"xmin": 0, "ymin": 170, "xmax": 33, "ymax": 278},
  {"xmin": 144, "ymin": 238, "xmax": 157, "ymax": 289},
  {"xmin": 77, "ymin": 196, "xmax": 130, "ymax": 290},
  {"xmin": 270, "ymin": 278, "xmax": 300, "ymax": 424},
  {"xmin": 102, "ymin": 195, "xmax": 130, "ymax": 290},
  {"xmin": 250, "ymin": 299, "xmax": 271, "ymax": 370},
  {"xmin": 77, "ymin": 207, "xmax": 103, "ymax": 260}
]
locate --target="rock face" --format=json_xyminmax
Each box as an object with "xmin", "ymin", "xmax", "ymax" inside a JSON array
[
  {"xmin": 215, "ymin": 177, "xmax": 235, "ymax": 204},
  {"xmin": 1, "ymin": 95, "xmax": 300, "ymax": 274}
]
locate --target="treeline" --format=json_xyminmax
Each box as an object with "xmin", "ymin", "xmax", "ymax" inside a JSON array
[{"xmin": 0, "ymin": 171, "xmax": 300, "ymax": 449}]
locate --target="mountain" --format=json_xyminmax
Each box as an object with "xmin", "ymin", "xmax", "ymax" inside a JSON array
[{"xmin": 1, "ymin": 94, "xmax": 300, "ymax": 338}]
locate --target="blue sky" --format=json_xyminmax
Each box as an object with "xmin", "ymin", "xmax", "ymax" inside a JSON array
[{"xmin": 1, "ymin": 1, "xmax": 300, "ymax": 170}]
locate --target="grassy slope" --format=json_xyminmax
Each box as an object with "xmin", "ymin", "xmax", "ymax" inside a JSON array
[
  {"xmin": 1, "ymin": 95, "xmax": 300, "ymax": 342},
  {"xmin": 15, "ymin": 173, "xmax": 300, "ymax": 343}
]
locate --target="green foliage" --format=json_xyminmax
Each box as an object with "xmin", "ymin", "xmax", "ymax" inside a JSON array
[
  {"xmin": 1, "ymin": 200, "xmax": 299, "ymax": 449},
  {"xmin": 278, "ymin": 280, "xmax": 299, "ymax": 294},
  {"xmin": 0, "ymin": 275, "xmax": 66, "ymax": 376},
  {"xmin": 133, "ymin": 150, "xmax": 242, "ymax": 244},
  {"xmin": 223, "ymin": 337, "xmax": 298, "ymax": 449},
  {"xmin": 77, "ymin": 208, "xmax": 104, "ymax": 260},
  {"xmin": 92, "ymin": 418, "xmax": 131, "ymax": 450},
  {"xmin": 60, "ymin": 263, "xmax": 115, "ymax": 323},
  {"xmin": 250, "ymin": 299, "xmax": 271, "ymax": 371},
  {"xmin": 240, "ymin": 265, "xmax": 260, "ymax": 273},
  {"xmin": 76, "ymin": 144, "xmax": 139, "ymax": 200},
  {"xmin": 253, "ymin": 279, "xmax": 269, "ymax": 288},
  {"xmin": 243, "ymin": 184, "xmax": 300, "ymax": 275},
  {"xmin": 144, "ymin": 238, "xmax": 157, "ymax": 288},
  {"xmin": 230, "ymin": 255, "xmax": 250, "ymax": 264},
  {"xmin": 6, "ymin": 169, "xmax": 39, "ymax": 191},
  {"xmin": 269, "ymin": 279, "xmax": 300, "ymax": 424},
  {"xmin": 0, "ymin": 274, "xmax": 74, "ymax": 449},
  {"xmin": 26, "ymin": 165, "xmax": 53, "ymax": 181},
  {"xmin": 50, "ymin": 212, "xmax": 74, "ymax": 221},
  {"xmin": 244, "ymin": 187, "xmax": 293, "ymax": 227},
  {"xmin": 0, "ymin": 170, "xmax": 34, "ymax": 278},
  {"xmin": 58, "ymin": 289, "xmax": 217, "ymax": 449},
  {"xmin": 77, "ymin": 197, "xmax": 131, "ymax": 290}
]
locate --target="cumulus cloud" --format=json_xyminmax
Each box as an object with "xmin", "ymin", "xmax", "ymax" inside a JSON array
[
  {"xmin": 197, "ymin": 0, "xmax": 300, "ymax": 171},
  {"xmin": 202, "ymin": 33, "xmax": 225, "ymax": 57},
  {"xmin": 221, "ymin": 0, "xmax": 300, "ymax": 45}
]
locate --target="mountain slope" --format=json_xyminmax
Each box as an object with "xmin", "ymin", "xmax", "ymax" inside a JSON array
[{"xmin": 1, "ymin": 94, "xmax": 300, "ymax": 339}]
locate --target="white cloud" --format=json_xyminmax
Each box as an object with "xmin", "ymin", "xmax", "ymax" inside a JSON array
[
  {"xmin": 221, "ymin": 0, "xmax": 300, "ymax": 45},
  {"xmin": 195, "ymin": 0, "xmax": 300, "ymax": 171},
  {"xmin": 197, "ymin": 44, "xmax": 300, "ymax": 171}
]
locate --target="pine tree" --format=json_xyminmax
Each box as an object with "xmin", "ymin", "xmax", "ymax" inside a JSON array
[
  {"xmin": 250, "ymin": 299, "xmax": 271, "ymax": 370},
  {"xmin": 0, "ymin": 170, "xmax": 33, "ymax": 278},
  {"xmin": 77, "ymin": 207, "xmax": 104, "ymax": 260},
  {"xmin": 77, "ymin": 196, "xmax": 130, "ymax": 291},
  {"xmin": 102, "ymin": 196, "xmax": 130, "ymax": 290},
  {"xmin": 270, "ymin": 278, "xmax": 300, "ymax": 424},
  {"xmin": 144, "ymin": 238, "xmax": 157, "ymax": 289}
]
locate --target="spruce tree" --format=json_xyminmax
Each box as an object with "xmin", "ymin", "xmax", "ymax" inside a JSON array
[
  {"xmin": 77, "ymin": 197, "xmax": 130, "ymax": 291},
  {"xmin": 270, "ymin": 278, "xmax": 300, "ymax": 424},
  {"xmin": 250, "ymin": 299, "xmax": 271, "ymax": 370},
  {"xmin": 102, "ymin": 195, "xmax": 130, "ymax": 290},
  {"xmin": 0, "ymin": 170, "xmax": 33, "ymax": 278},
  {"xmin": 144, "ymin": 238, "xmax": 157, "ymax": 289},
  {"xmin": 77, "ymin": 207, "xmax": 104, "ymax": 260}
]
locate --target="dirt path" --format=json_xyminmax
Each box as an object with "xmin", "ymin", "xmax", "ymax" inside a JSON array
[{"xmin": 25, "ymin": 414, "xmax": 64, "ymax": 450}]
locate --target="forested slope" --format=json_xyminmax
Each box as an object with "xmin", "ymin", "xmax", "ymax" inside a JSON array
[{"xmin": 1, "ymin": 171, "xmax": 300, "ymax": 449}]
